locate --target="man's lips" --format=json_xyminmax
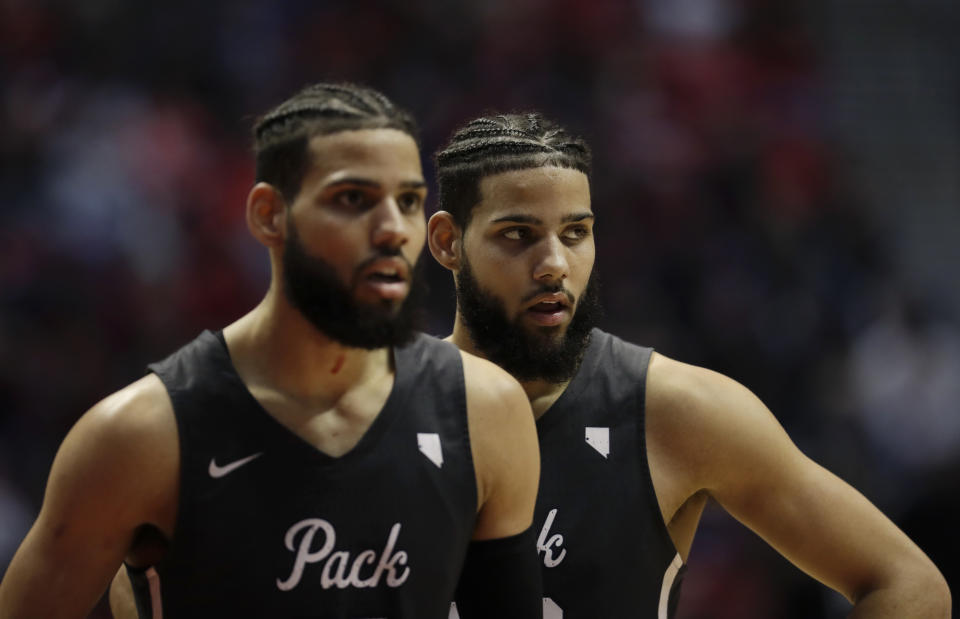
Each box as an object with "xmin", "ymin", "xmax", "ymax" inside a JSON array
[
  {"xmin": 358, "ymin": 258, "xmax": 410, "ymax": 301},
  {"xmin": 524, "ymin": 292, "xmax": 572, "ymax": 327}
]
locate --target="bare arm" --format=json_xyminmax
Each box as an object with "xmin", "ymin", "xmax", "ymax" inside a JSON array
[
  {"xmin": 461, "ymin": 351, "xmax": 540, "ymax": 539},
  {"xmin": 455, "ymin": 352, "xmax": 542, "ymax": 618},
  {"xmin": 646, "ymin": 353, "xmax": 950, "ymax": 618},
  {"xmin": 0, "ymin": 375, "xmax": 179, "ymax": 619}
]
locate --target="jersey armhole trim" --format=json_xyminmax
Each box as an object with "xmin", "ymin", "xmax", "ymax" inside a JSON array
[
  {"xmin": 456, "ymin": 349, "xmax": 479, "ymax": 518},
  {"xmin": 636, "ymin": 347, "xmax": 682, "ymax": 557},
  {"xmin": 658, "ymin": 553, "xmax": 683, "ymax": 619}
]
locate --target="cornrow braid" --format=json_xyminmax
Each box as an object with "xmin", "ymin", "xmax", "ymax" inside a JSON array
[
  {"xmin": 253, "ymin": 82, "xmax": 419, "ymax": 204},
  {"xmin": 434, "ymin": 112, "xmax": 591, "ymax": 228}
]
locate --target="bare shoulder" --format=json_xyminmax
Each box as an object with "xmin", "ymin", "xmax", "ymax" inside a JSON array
[
  {"xmin": 458, "ymin": 349, "xmax": 531, "ymax": 419},
  {"xmin": 0, "ymin": 375, "xmax": 180, "ymax": 616},
  {"xmin": 72, "ymin": 374, "xmax": 179, "ymax": 471},
  {"xmin": 647, "ymin": 352, "xmax": 754, "ymax": 417},
  {"xmin": 82, "ymin": 374, "xmax": 175, "ymax": 439},
  {"xmin": 460, "ymin": 350, "xmax": 523, "ymax": 396},
  {"xmin": 646, "ymin": 352, "xmax": 784, "ymax": 439},
  {"xmin": 457, "ymin": 348, "xmax": 536, "ymax": 459},
  {"xmin": 44, "ymin": 373, "xmax": 180, "ymax": 533},
  {"xmin": 457, "ymin": 349, "xmax": 539, "ymax": 539},
  {"xmin": 645, "ymin": 352, "xmax": 798, "ymax": 493}
]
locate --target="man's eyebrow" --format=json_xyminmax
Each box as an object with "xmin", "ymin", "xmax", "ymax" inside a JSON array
[
  {"xmin": 326, "ymin": 177, "xmax": 379, "ymax": 189},
  {"xmin": 325, "ymin": 178, "xmax": 427, "ymax": 190},
  {"xmin": 489, "ymin": 212, "xmax": 594, "ymax": 225},
  {"xmin": 399, "ymin": 180, "xmax": 428, "ymax": 190},
  {"xmin": 490, "ymin": 214, "xmax": 543, "ymax": 225}
]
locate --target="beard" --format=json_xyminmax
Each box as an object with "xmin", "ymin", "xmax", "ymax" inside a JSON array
[
  {"xmin": 282, "ymin": 222, "xmax": 424, "ymax": 349},
  {"xmin": 455, "ymin": 256, "xmax": 601, "ymax": 383}
]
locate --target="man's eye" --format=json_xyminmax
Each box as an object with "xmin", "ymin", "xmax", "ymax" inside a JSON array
[
  {"xmin": 337, "ymin": 190, "xmax": 367, "ymax": 208},
  {"xmin": 503, "ymin": 228, "xmax": 530, "ymax": 241},
  {"xmin": 563, "ymin": 226, "xmax": 589, "ymax": 241},
  {"xmin": 397, "ymin": 193, "xmax": 422, "ymax": 213}
]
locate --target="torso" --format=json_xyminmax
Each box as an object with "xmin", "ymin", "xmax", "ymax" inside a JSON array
[
  {"xmin": 243, "ymin": 369, "xmax": 394, "ymax": 459},
  {"xmin": 128, "ymin": 330, "xmax": 478, "ymax": 619},
  {"xmin": 532, "ymin": 329, "xmax": 685, "ymax": 619}
]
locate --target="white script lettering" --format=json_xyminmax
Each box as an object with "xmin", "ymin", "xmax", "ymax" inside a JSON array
[
  {"xmin": 277, "ymin": 519, "xmax": 410, "ymax": 591},
  {"xmin": 537, "ymin": 508, "xmax": 567, "ymax": 568}
]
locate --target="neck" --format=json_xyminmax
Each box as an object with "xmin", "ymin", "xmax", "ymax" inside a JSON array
[
  {"xmin": 224, "ymin": 284, "xmax": 391, "ymax": 407},
  {"xmin": 450, "ymin": 312, "xmax": 569, "ymax": 419}
]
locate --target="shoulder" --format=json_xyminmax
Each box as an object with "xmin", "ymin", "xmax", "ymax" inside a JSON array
[
  {"xmin": 79, "ymin": 373, "xmax": 177, "ymax": 447},
  {"xmin": 46, "ymin": 374, "xmax": 179, "ymax": 530},
  {"xmin": 458, "ymin": 347, "xmax": 522, "ymax": 389},
  {"xmin": 645, "ymin": 351, "xmax": 800, "ymax": 492},
  {"xmin": 456, "ymin": 350, "xmax": 539, "ymax": 537},
  {"xmin": 0, "ymin": 375, "xmax": 180, "ymax": 614},
  {"xmin": 647, "ymin": 351, "xmax": 772, "ymax": 430},
  {"xmin": 459, "ymin": 349, "xmax": 531, "ymax": 418},
  {"xmin": 646, "ymin": 352, "xmax": 762, "ymax": 422},
  {"xmin": 457, "ymin": 347, "xmax": 537, "ymax": 471}
]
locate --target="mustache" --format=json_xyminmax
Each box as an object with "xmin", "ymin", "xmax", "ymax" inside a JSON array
[
  {"xmin": 519, "ymin": 283, "xmax": 576, "ymax": 306},
  {"xmin": 354, "ymin": 248, "xmax": 414, "ymax": 279}
]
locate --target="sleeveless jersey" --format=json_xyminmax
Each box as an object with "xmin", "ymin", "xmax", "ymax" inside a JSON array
[
  {"xmin": 130, "ymin": 330, "xmax": 477, "ymax": 619},
  {"xmin": 533, "ymin": 329, "xmax": 684, "ymax": 618}
]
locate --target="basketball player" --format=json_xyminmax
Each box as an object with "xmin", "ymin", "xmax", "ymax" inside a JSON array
[
  {"xmin": 428, "ymin": 112, "xmax": 950, "ymax": 618},
  {"xmin": 0, "ymin": 85, "xmax": 543, "ymax": 619}
]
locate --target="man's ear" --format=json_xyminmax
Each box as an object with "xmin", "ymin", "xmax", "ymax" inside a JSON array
[
  {"xmin": 246, "ymin": 182, "xmax": 287, "ymax": 248},
  {"xmin": 428, "ymin": 211, "xmax": 462, "ymax": 272}
]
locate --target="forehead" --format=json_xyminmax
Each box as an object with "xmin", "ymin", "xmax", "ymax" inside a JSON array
[
  {"xmin": 474, "ymin": 166, "xmax": 591, "ymax": 224},
  {"xmin": 304, "ymin": 128, "xmax": 423, "ymax": 184}
]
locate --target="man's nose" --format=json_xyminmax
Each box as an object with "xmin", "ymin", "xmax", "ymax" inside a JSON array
[
  {"xmin": 533, "ymin": 235, "xmax": 569, "ymax": 283},
  {"xmin": 370, "ymin": 198, "xmax": 410, "ymax": 249}
]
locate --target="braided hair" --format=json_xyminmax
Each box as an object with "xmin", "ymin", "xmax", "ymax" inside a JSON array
[
  {"xmin": 253, "ymin": 82, "xmax": 420, "ymax": 203},
  {"xmin": 434, "ymin": 113, "xmax": 592, "ymax": 228}
]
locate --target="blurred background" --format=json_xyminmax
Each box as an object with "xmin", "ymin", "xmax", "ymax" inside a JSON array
[{"xmin": 0, "ymin": 0, "xmax": 957, "ymax": 616}]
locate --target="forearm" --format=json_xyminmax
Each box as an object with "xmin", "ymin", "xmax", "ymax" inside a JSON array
[
  {"xmin": 0, "ymin": 506, "xmax": 134, "ymax": 619},
  {"xmin": 0, "ymin": 557, "xmax": 95, "ymax": 619}
]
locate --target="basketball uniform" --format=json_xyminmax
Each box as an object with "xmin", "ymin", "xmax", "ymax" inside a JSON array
[
  {"xmin": 533, "ymin": 329, "xmax": 684, "ymax": 618},
  {"xmin": 128, "ymin": 330, "xmax": 477, "ymax": 618},
  {"xmin": 449, "ymin": 329, "xmax": 685, "ymax": 619}
]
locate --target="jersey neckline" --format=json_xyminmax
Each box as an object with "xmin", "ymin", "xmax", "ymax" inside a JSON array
[
  {"xmin": 207, "ymin": 329, "xmax": 412, "ymax": 467},
  {"xmin": 534, "ymin": 328, "xmax": 606, "ymax": 436}
]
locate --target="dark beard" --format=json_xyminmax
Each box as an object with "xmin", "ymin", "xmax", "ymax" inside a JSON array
[
  {"xmin": 282, "ymin": 223, "xmax": 423, "ymax": 349},
  {"xmin": 456, "ymin": 257, "xmax": 600, "ymax": 383}
]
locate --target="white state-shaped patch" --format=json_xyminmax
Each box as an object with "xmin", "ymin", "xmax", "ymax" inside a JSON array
[
  {"xmin": 417, "ymin": 433, "xmax": 443, "ymax": 468},
  {"xmin": 584, "ymin": 427, "xmax": 610, "ymax": 458}
]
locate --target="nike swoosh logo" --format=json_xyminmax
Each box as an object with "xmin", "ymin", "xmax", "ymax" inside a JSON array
[{"xmin": 208, "ymin": 452, "xmax": 264, "ymax": 478}]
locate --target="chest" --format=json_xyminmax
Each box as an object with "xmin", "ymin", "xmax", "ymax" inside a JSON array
[
  {"xmin": 249, "ymin": 377, "xmax": 395, "ymax": 458},
  {"xmin": 158, "ymin": 385, "xmax": 479, "ymax": 616},
  {"xmin": 532, "ymin": 412, "xmax": 680, "ymax": 615}
]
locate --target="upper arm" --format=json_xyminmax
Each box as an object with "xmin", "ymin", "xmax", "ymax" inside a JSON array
[
  {"xmin": 0, "ymin": 375, "xmax": 179, "ymax": 619},
  {"xmin": 461, "ymin": 352, "xmax": 540, "ymax": 541},
  {"xmin": 646, "ymin": 353, "xmax": 944, "ymax": 605}
]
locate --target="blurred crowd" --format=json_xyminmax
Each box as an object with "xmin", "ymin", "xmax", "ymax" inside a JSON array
[{"xmin": 1, "ymin": 0, "xmax": 956, "ymax": 616}]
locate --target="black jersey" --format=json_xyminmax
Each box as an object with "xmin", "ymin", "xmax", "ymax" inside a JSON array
[
  {"xmin": 129, "ymin": 330, "xmax": 477, "ymax": 619},
  {"xmin": 533, "ymin": 329, "xmax": 684, "ymax": 618}
]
